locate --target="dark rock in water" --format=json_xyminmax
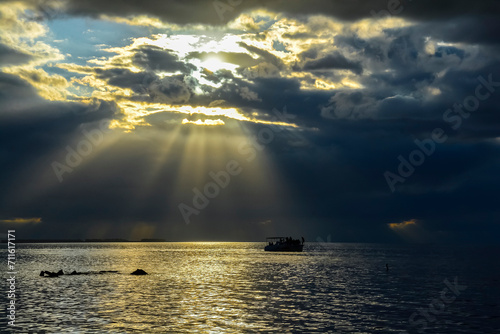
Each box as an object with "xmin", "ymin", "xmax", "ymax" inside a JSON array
[
  {"xmin": 130, "ymin": 269, "xmax": 148, "ymax": 275},
  {"xmin": 40, "ymin": 269, "xmax": 121, "ymax": 276},
  {"xmin": 41, "ymin": 271, "xmax": 59, "ymax": 277},
  {"xmin": 69, "ymin": 270, "xmax": 90, "ymax": 275}
]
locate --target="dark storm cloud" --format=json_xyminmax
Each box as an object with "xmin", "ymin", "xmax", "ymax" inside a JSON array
[
  {"xmin": 94, "ymin": 67, "xmax": 144, "ymax": 87},
  {"xmin": 147, "ymin": 75, "xmax": 193, "ymax": 104},
  {"xmin": 237, "ymin": 42, "xmax": 284, "ymax": 70},
  {"xmin": 0, "ymin": 72, "xmax": 38, "ymax": 106},
  {"xmin": 301, "ymin": 52, "xmax": 363, "ymax": 74},
  {"xmin": 0, "ymin": 73, "xmax": 117, "ymax": 138},
  {"xmin": 132, "ymin": 45, "xmax": 195, "ymax": 73},
  {"xmin": 57, "ymin": 0, "xmax": 500, "ymax": 25},
  {"xmin": 419, "ymin": 16, "xmax": 500, "ymax": 45},
  {"xmin": 189, "ymin": 75, "xmax": 310, "ymax": 120},
  {"xmin": 92, "ymin": 67, "xmax": 194, "ymax": 104},
  {"xmin": 0, "ymin": 43, "xmax": 32, "ymax": 66}
]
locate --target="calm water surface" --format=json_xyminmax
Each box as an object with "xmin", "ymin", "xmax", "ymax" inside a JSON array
[{"xmin": 1, "ymin": 242, "xmax": 499, "ymax": 333}]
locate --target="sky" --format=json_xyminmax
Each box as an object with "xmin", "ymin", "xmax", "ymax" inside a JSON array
[{"xmin": 0, "ymin": 0, "xmax": 499, "ymax": 243}]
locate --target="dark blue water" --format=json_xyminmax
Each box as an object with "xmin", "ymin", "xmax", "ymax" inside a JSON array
[{"xmin": 1, "ymin": 242, "xmax": 499, "ymax": 333}]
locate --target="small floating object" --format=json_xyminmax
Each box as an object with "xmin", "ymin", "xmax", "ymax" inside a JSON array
[{"xmin": 130, "ymin": 269, "xmax": 148, "ymax": 275}]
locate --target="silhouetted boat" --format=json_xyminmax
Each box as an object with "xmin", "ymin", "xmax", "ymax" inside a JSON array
[{"xmin": 264, "ymin": 237, "xmax": 304, "ymax": 252}]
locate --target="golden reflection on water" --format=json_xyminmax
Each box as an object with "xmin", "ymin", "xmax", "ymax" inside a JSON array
[{"xmin": 94, "ymin": 242, "xmax": 282, "ymax": 333}]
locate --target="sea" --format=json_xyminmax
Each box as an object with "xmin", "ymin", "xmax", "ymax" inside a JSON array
[{"xmin": 1, "ymin": 242, "xmax": 499, "ymax": 333}]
